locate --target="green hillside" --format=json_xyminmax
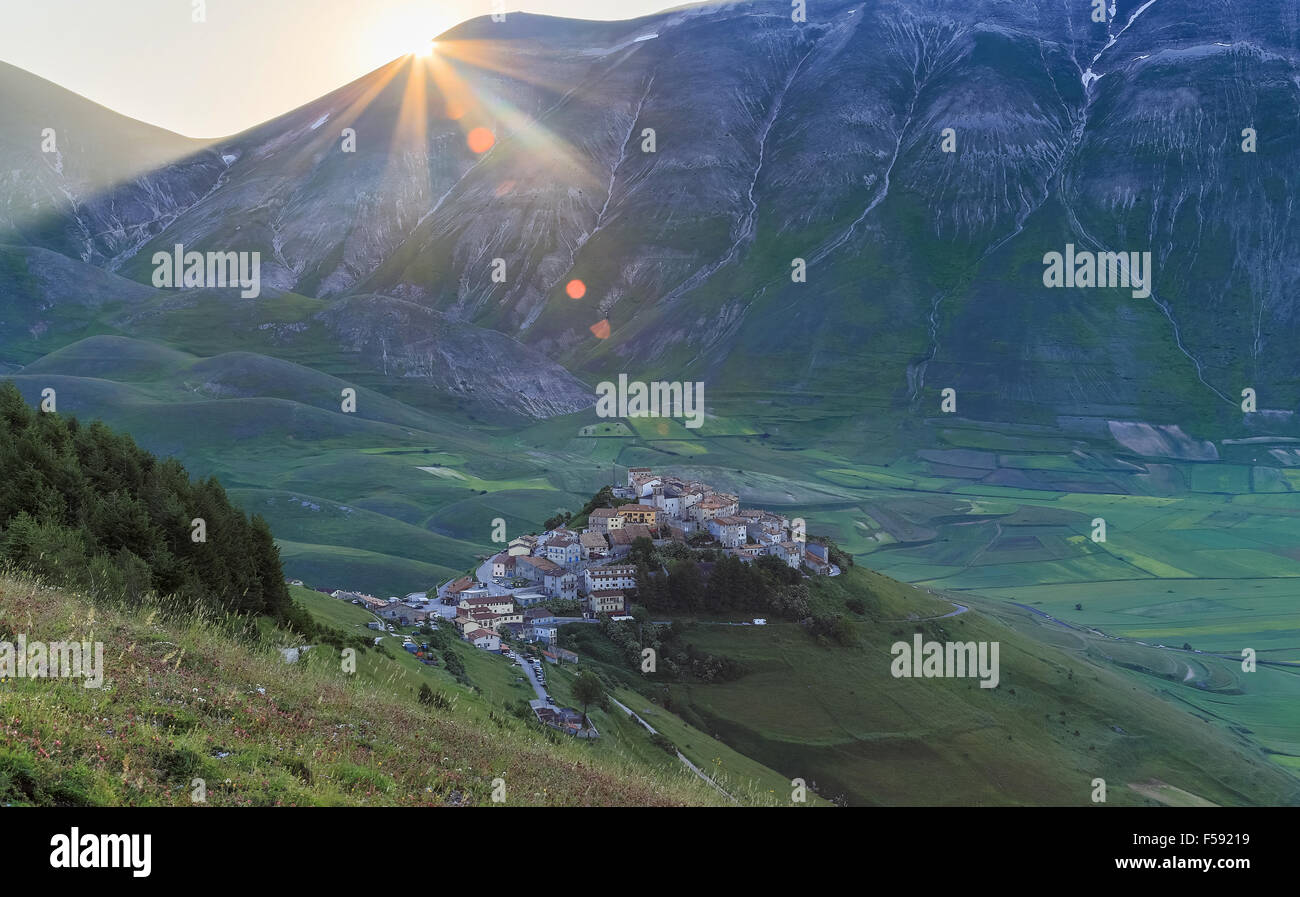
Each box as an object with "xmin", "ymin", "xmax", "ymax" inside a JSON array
[
  {"xmin": 0, "ymin": 571, "xmax": 733, "ymax": 806},
  {"xmin": 562, "ymin": 566, "xmax": 1300, "ymax": 807},
  {"xmin": 289, "ymin": 587, "xmax": 815, "ymax": 805}
]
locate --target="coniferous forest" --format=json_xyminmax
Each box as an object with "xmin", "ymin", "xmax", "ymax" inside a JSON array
[{"xmin": 0, "ymin": 383, "xmax": 292, "ymax": 622}]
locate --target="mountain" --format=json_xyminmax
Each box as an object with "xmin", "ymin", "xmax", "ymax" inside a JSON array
[
  {"xmin": 4, "ymin": 1, "xmax": 1291, "ymax": 434},
  {"xmin": 5, "ymin": 1, "xmax": 1300, "ymax": 438},
  {"xmin": 0, "ymin": 61, "xmax": 224, "ymax": 266}
]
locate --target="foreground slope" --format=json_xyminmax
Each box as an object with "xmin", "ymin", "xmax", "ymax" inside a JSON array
[{"xmin": 0, "ymin": 572, "xmax": 729, "ymax": 807}]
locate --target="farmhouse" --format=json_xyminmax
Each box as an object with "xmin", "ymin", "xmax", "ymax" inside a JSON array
[
  {"xmin": 524, "ymin": 608, "xmax": 557, "ymax": 626},
  {"xmin": 511, "ymin": 588, "xmax": 548, "ymax": 607},
  {"xmin": 579, "ymin": 531, "xmax": 610, "ymax": 560},
  {"xmin": 507, "ymin": 535, "xmax": 537, "ymax": 557},
  {"xmin": 466, "ymin": 627, "xmax": 501, "ymax": 651},
  {"xmin": 543, "ymin": 530, "xmax": 582, "ymax": 567},
  {"xmin": 516, "ymin": 555, "xmax": 578, "ymax": 599},
  {"xmin": 804, "ymin": 542, "xmax": 832, "ymax": 575},
  {"xmin": 441, "ymin": 576, "xmax": 475, "ymax": 605},
  {"xmin": 458, "ymin": 594, "xmax": 515, "ymax": 616},
  {"xmin": 527, "ymin": 622, "xmax": 559, "ymax": 645},
  {"xmin": 706, "ymin": 516, "xmax": 748, "ymax": 549},
  {"xmin": 490, "ymin": 552, "xmax": 514, "ymax": 578},
  {"xmin": 690, "ymin": 493, "xmax": 738, "ymax": 523}
]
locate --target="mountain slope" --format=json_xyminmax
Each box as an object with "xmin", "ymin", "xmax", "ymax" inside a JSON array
[
  {"xmin": 0, "ymin": 61, "xmax": 224, "ymax": 266},
  {"xmin": 6, "ymin": 1, "xmax": 1300, "ymax": 438}
]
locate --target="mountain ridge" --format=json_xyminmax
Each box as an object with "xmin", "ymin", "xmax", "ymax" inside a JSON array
[{"xmin": 6, "ymin": 0, "xmax": 1297, "ymax": 439}]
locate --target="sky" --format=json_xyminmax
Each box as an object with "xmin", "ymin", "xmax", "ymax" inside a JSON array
[{"xmin": 0, "ymin": 0, "xmax": 681, "ymax": 138}]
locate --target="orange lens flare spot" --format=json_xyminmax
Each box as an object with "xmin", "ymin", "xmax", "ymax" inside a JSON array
[
  {"xmin": 467, "ymin": 127, "xmax": 495, "ymax": 153},
  {"xmin": 589, "ymin": 319, "xmax": 610, "ymax": 339},
  {"xmin": 565, "ymin": 279, "xmax": 586, "ymax": 299}
]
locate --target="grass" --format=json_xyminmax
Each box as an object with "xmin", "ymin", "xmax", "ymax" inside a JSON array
[
  {"xmin": 535, "ymin": 661, "xmax": 823, "ymax": 806},
  {"xmin": 290, "ymin": 588, "xmax": 812, "ymax": 803},
  {"xmin": 0, "ymin": 572, "xmax": 732, "ymax": 806},
  {"xmin": 644, "ymin": 567, "xmax": 1300, "ymax": 806}
]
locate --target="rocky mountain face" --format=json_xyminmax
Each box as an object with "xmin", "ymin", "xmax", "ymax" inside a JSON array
[
  {"xmin": 0, "ymin": 61, "xmax": 225, "ymax": 266},
  {"xmin": 312, "ymin": 294, "xmax": 596, "ymax": 416},
  {"xmin": 2, "ymin": 0, "xmax": 1298, "ymax": 433}
]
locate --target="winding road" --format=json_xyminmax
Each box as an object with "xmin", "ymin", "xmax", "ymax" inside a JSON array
[{"xmin": 607, "ymin": 695, "xmax": 737, "ymax": 803}]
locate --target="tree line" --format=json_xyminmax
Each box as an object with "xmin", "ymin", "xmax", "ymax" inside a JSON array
[
  {"xmin": 633, "ymin": 549, "xmax": 811, "ymax": 618},
  {"xmin": 0, "ymin": 383, "xmax": 294, "ymax": 623}
]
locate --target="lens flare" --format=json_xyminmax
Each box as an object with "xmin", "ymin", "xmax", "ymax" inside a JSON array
[{"xmin": 467, "ymin": 127, "xmax": 495, "ymax": 153}]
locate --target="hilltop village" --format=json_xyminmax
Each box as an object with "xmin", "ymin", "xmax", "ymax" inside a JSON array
[
  {"xmin": 315, "ymin": 468, "xmax": 834, "ymax": 734},
  {"xmin": 447, "ymin": 467, "xmax": 830, "ymax": 648},
  {"xmin": 326, "ymin": 468, "xmax": 832, "ymax": 656}
]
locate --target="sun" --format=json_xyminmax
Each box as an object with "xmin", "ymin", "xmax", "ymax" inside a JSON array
[{"xmin": 411, "ymin": 39, "xmax": 434, "ymax": 58}]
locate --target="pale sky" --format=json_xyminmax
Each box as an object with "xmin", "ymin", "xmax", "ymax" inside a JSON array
[{"xmin": 0, "ymin": 0, "xmax": 682, "ymax": 138}]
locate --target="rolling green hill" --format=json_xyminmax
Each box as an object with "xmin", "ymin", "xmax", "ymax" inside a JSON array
[{"xmin": 288, "ymin": 586, "xmax": 817, "ymax": 805}]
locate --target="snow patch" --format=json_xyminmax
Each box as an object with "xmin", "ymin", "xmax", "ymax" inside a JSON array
[{"xmin": 310, "ymin": 113, "xmax": 330, "ymax": 130}]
